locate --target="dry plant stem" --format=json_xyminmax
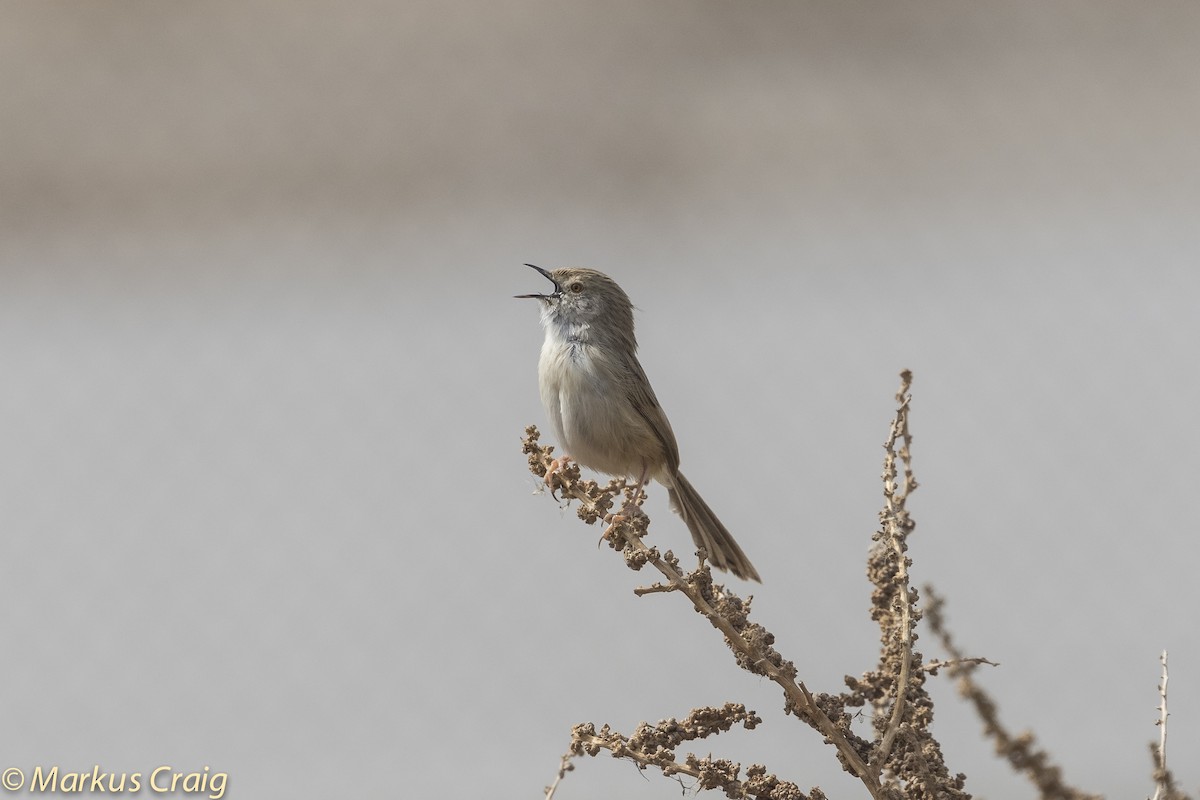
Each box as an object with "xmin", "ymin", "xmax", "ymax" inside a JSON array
[
  {"xmin": 552, "ymin": 702, "xmax": 802, "ymax": 798},
  {"xmin": 849, "ymin": 371, "xmax": 970, "ymax": 798},
  {"xmin": 1151, "ymin": 650, "xmax": 1169, "ymax": 800},
  {"xmin": 525, "ymin": 372, "xmax": 973, "ymax": 799},
  {"xmin": 923, "ymin": 586, "xmax": 1102, "ymax": 800},
  {"xmin": 870, "ymin": 371, "xmax": 917, "ymax": 772},
  {"xmin": 609, "ymin": 514, "xmax": 879, "ymax": 793},
  {"xmin": 1149, "ymin": 650, "xmax": 1189, "ymax": 800},
  {"xmin": 521, "ymin": 426, "xmax": 881, "ymax": 796},
  {"xmin": 543, "ymin": 751, "xmax": 573, "ymax": 800},
  {"xmin": 575, "ymin": 732, "xmax": 709, "ymax": 782},
  {"xmin": 920, "ymin": 658, "xmax": 998, "ymax": 674},
  {"xmin": 564, "ymin": 706, "xmax": 810, "ymax": 799}
]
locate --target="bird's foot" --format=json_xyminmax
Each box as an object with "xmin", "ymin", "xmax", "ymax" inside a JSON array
[
  {"xmin": 617, "ymin": 498, "xmax": 648, "ymax": 518},
  {"xmin": 544, "ymin": 455, "xmax": 573, "ymax": 500},
  {"xmin": 600, "ymin": 502, "xmax": 647, "ymax": 548}
]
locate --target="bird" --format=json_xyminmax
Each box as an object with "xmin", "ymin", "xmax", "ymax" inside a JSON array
[{"xmin": 517, "ymin": 264, "xmax": 761, "ymax": 582}]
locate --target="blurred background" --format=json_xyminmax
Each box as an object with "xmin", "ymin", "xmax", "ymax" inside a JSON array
[{"xmin": 2, "ymin": 2, "xmax": 1198, "ymax": 797}]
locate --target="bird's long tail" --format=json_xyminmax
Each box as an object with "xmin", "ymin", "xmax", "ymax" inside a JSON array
[{"xmin": 666, "ymin": 471, "xmax": 761, "ymax": 582}]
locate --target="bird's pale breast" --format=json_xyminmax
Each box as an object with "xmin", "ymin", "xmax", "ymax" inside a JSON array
[{"xmin": 538, "ymin": 335, "xmax": 665, "ymax": 478}]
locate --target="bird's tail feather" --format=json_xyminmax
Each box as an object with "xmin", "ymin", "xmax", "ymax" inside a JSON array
[{"xmin": 667, "ymin": 471, "xmax": 761, "ymax": 582}]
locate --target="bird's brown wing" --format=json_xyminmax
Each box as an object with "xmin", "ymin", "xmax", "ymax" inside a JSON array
[{"xmin": 624, "ymin": 357, "xmax": 682, "ymax": 474}]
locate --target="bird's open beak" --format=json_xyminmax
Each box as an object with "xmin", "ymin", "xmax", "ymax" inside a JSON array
[{"xmin": 514, "ymin": 264, "xmax": 561, "ymax": 299}]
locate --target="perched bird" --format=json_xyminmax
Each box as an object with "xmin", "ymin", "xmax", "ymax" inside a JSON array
[{"xmin": 517, "ymin": 265, "xmax": 761, "ymax": 582}]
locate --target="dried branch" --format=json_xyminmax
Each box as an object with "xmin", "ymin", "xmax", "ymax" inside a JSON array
[
  {"xmin": 1151, "ymin": 650, "xmax": 1171, "ymax": 800},
  {"xmin": 522, "ymin": 424, "xmax": 880, "ymax": 796},
  {"xmin": 872, "ymin": 370, "xmax": 918, "ymax": 768},
  {"xmin": 524, "ymin": 372, "xmax": 978, "ymax": 799},
  {"xmin": 564, "ymin": 706, "xmax": 815, "ymax": 799},
  {"xmin": 542, "ymin": 750, "xmax": 573, "ymax": 800},
  {"xmin": 920, "ymin": 658, "xmax": 999, "ymax": 675},
  {"xmin": 1149, "ymin": 650, "xmax": 1191, "ymax": 800},
  {"xmin": 526, "ymin": 370, "xmax": 1194, "ymax": 800},
  {"xmin": 923, "ymin": 586, "xmax": 1102, "ymax": 800},
  {"xmin": 845, "ymin": 371, "xmax": 969, "ymax": 799}
]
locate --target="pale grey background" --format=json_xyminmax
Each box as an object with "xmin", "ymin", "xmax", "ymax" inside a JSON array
[{"xmin": 2, "ymin": 2, "xmax": 1197, "ymax": 798}]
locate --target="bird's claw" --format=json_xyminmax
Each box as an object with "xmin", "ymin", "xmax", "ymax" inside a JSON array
[
  {"xmin": 544, "ymin": 455, "xmax": 573, "ymax": 500},
  {"xmin": 600, "ymin": 512, "xmax": 628, "ymax": 548}
]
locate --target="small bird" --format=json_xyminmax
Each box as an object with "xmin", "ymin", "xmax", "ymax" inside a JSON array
[{"xmin": 517, "ymin": 265, "xmax": 761, "ymax": 582}]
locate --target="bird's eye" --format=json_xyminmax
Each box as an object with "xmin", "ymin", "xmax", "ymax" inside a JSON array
[{"xmin": 570, "ymin": 282, "xmax": 583, "ymax": 293}]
